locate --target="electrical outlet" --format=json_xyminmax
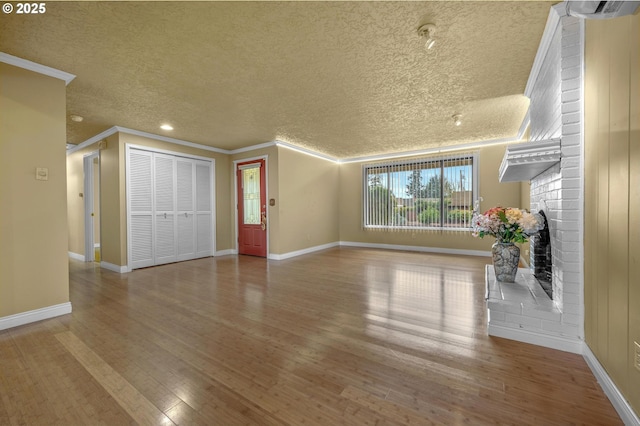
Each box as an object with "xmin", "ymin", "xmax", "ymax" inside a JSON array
[{"xmin": 635, "ymin": 341, "xmax": 640, "ymax": 372}]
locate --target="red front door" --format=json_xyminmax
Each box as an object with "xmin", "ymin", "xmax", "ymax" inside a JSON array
[{"xmin": 237, "ymin": 159, "xmax": 267, "ymax": 257}]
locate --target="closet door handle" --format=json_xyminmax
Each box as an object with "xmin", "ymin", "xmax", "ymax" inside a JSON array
[{"xmin": 164, "ymin": 213, "xmax": 167, "ymax": 219}]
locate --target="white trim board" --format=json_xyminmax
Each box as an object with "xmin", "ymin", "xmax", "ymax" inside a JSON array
[
  {"xmin": 339, "ymin": 241, "xmax": 491, "ymax": 258},
  {"xmin": 583, "ymin": 345, "xmax": 640, "ymax": 426},
  {"xmin": 0, "ymin": 52, "xmax": 75, "ymax": 85},
  {"xmin": 230, "ymin": 141, "xmax": 276, "ymax": 155},
  {"xmin": 488, "ymin": 327, "xmax": 639, "ymax": 423},
  {"xmin": 68, "ymin": 251, "xmax": 85, "ymax": 262},
  {"xmin": 524, "ymin": 4, "xmax": 565, "ymax": 97},
  {"xmin": 275, "ymin": 141, "xmax": 339, "ymax": 163},
  {"xmin": 67, "ymin": 126, "xmax": 229, "ymax": 156},
  {"xmin": 68, "ymin": 126, "xmax": 529, "ymax": 167},
  {"xmin": 266, "ymin": 241, "xmax": 492, "ymax": 262},
  {"xmin": 268, "ymin": 242, "xmax": 340, "ymax": 260},
  {"xmin": 0, "ymin": 302, "xmax": 72, "ymax": 331},
  {"xmin": 215, "ymin": 249, "xmax": 237, "ymax": 257},
  {"xmin": 339, "ymin": 135, "xmax": 522, "ymax": 164},
  {"xmin": 488, "ymin": 323, "xmax": 583, "ymax": 354},
  {"xmin": 100, "ymin": 261, "xmax": 130, "ymax": 273}
]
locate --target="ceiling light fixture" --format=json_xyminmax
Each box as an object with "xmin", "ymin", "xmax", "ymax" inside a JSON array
[
  {"xmin": 417, "ymin": 23, "xmax": 436, "ymax": 50},
  {"xmin": 160, "ymin": 124, "xmax": 174, "ymax": 131},
  {"xmin": 70, "ymin": 114, "xmax": 83, "ymax": 122},
  {"xmin": 453, "ymin": 114, "xmax": 462, "ymax": 126}
]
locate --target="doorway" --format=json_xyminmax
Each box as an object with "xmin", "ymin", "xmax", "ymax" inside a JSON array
[
  {"xmin": 83, "ymin": 152, "xmax": 100, "ymax": 262},
  {"xmin": 236, "ymin": 159, "xmax": 267, "ymax": 257}
]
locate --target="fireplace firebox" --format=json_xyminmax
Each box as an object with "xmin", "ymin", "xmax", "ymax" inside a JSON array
[{"xmin": 532, "ymin": 210, "xmax": 552, "ymax": 299}]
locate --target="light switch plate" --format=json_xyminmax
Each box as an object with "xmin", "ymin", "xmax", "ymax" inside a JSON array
[{"xmin": 36, "ymin": 167, "xmax": 48, "ymax": 181}]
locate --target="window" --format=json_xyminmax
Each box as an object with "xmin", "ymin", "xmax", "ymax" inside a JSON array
[{"xmin": 363, "ymin": 153, "xmax": 477, "ymax": 230}]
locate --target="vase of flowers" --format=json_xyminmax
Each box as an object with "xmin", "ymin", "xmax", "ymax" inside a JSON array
[{"xmin": 471, "ymin": 206, "xmax": 543, "ymax": 282}]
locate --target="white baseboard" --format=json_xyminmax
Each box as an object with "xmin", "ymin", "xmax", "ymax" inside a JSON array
[
  {"xmin": 215, "ymin": 249, "xmax": 237, "ymax": 256},
  {"xmin": 488, "ymin": 323, "xmax": 583, "ymax": 354},
  {"xmin": 0, "ymin": 302, "xmax": 72, "ymax": 331},
  {"xmin": 339, "ymin": 241, "xmax": 491, "ymax": 258},
  {"xmin": 100, "ymin": 261, "xmax": 129, "ymax": 273},
  {"xmin": 68, "ymin": 251, "xmax": 85, "ymax": 261},
  {"xmin": 266, "ymin": 241, "xmax": 491, "ymax": 261},
  {"xmin": 583, "ymin": 345, "xmax": 640, "ymax": 426},
  {"xmin": 269, "ymin": 242, "xmax": 340, "ymax": 260}
]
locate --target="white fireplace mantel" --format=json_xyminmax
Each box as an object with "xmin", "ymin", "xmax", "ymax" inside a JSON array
[{"xmin": 498, "ymin": 139, "xmax": 561, "ymax": 182}]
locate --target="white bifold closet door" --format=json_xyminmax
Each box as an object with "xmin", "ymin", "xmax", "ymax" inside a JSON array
[
  {"xmin": 129, "ymin": 149, "xmax": 154, "ymax": 268},
  {"xmin": 154, "ymin": 153, "xmax": 176, "ymax": 264},
  {"xmin": 195, "ymin": 161, "xmax": 213, "ymax": 258},
  {"xmin": 128, "ymin": 148, "xmax": 213, "ymax": 270},
  {"xmin": 176, "ymin": 158, "xmax": 196, "ymax": 261}
]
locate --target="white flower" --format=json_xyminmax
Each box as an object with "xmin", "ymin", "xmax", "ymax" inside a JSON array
[{"xmin": 519, "ymin": 211, "xmax": 543, "ymax": 234}]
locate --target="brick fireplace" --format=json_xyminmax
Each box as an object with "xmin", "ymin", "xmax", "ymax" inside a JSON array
[{"xmin": 486, "ymin": 5, "xmax": 584, "ymax": 353}]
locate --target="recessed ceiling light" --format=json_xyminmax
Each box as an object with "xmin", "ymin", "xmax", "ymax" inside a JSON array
[
  {"xmin": 70, "ymin": 114, "xmax": 83, "ymax": 122},
  {"xmin": 452, "ymin": 114, "xmax": 462, "ymax": 126},
  {"xmin": 160, "ymin": 124, "xmax": 174, "ymax": 131}
]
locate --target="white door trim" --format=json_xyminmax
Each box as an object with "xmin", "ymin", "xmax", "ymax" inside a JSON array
[
  {"xmin": 233, "ymin": 155, "xmax": 269, "ymax": 256},
  {"xmin": 83, "ymin": 151, "xmax": 99, "ymax": 262}
]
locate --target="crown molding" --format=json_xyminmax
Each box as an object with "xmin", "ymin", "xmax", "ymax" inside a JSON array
[
  {"xmin": 229, "ymin": 141, "xmax": 276, "ymax": 155},
  {"xmin": 275, "ymin": 141, "xmax": 339, "ymax": 163},
  {"xmin": 338, "ymin": 134, "xmax": 521, "ymax": 164},
  {"xmin": 66, "ymin": 127, "xmax": 118, "ymax": 155},
  {"xmin": 67, "ymin": 126, "xmax": 230, "ymax": 156},
  {"xmin": 0, "ymin": 52, "xmax": 75, "ymax": 85},
  {"xmin": 68, "ymin": 117, "xmax": 530, "ymax": 164},
  {"xmin": 517, "ymin": 107, "xmax": 531, "ymax": 140},
  {"xmin": 114, "ymin": 126, "xmax": 229, "ymax": 154}
]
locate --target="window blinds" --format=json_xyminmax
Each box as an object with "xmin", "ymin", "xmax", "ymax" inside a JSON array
[{"xmin": 363, "ymin": 152, "xmax": 477, "ymax": 232}]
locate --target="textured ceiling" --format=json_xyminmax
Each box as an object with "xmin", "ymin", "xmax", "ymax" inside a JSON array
[{"xmin": 0, "ymin": 1, "xmax": 555, "ymax": 158}]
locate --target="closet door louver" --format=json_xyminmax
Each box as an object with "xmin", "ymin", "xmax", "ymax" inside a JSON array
[{"xmin": 129, "ymin": 150, "xmax": 154, "ymax": 269}]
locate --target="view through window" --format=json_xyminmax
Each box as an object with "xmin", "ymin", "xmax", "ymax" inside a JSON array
[{"xmin": 364, "ymin": 154, "xmax": 476, "ymax": 230}]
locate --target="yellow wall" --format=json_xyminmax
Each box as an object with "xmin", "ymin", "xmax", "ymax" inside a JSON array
[
  {"xmin": 338, "ymin": 144, "xmax": 522, "ymax": 252},
  {"xmin": 229, "ymin": 146, "xmax": 339, "ymax": 256},
  {"xmin": 66, "ymin": 132, "xmax": 232, "ymax": 267},
  {"xmin": 0, "ymin": 64, "xmax": 69, "ymax": 316},
  {"xmin": 66, "ymin": 142, "xmax": 102, "ymax": 257},
  {"xmin": 77, "ymin": 141, "xmax": 517, "ymax": 260},
  {"xmin": 276, "ymin": 147, "xmax": 339, "ymax": 254},
  {"xmin": 100, "ymin": 134, "xmax": 125, "ymax": 265},
  {"xmin": 584, "ymin": 13, "xmax": 640, "ymax": 413},
  {"xmin": 230, "ymin": 146, "xmax": 280, "ymax": 254}
]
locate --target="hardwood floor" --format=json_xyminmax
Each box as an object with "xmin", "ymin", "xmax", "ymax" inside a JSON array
[{"xmin": 0, "ymin": 248, "xmax": 622, "ymax": 425}]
